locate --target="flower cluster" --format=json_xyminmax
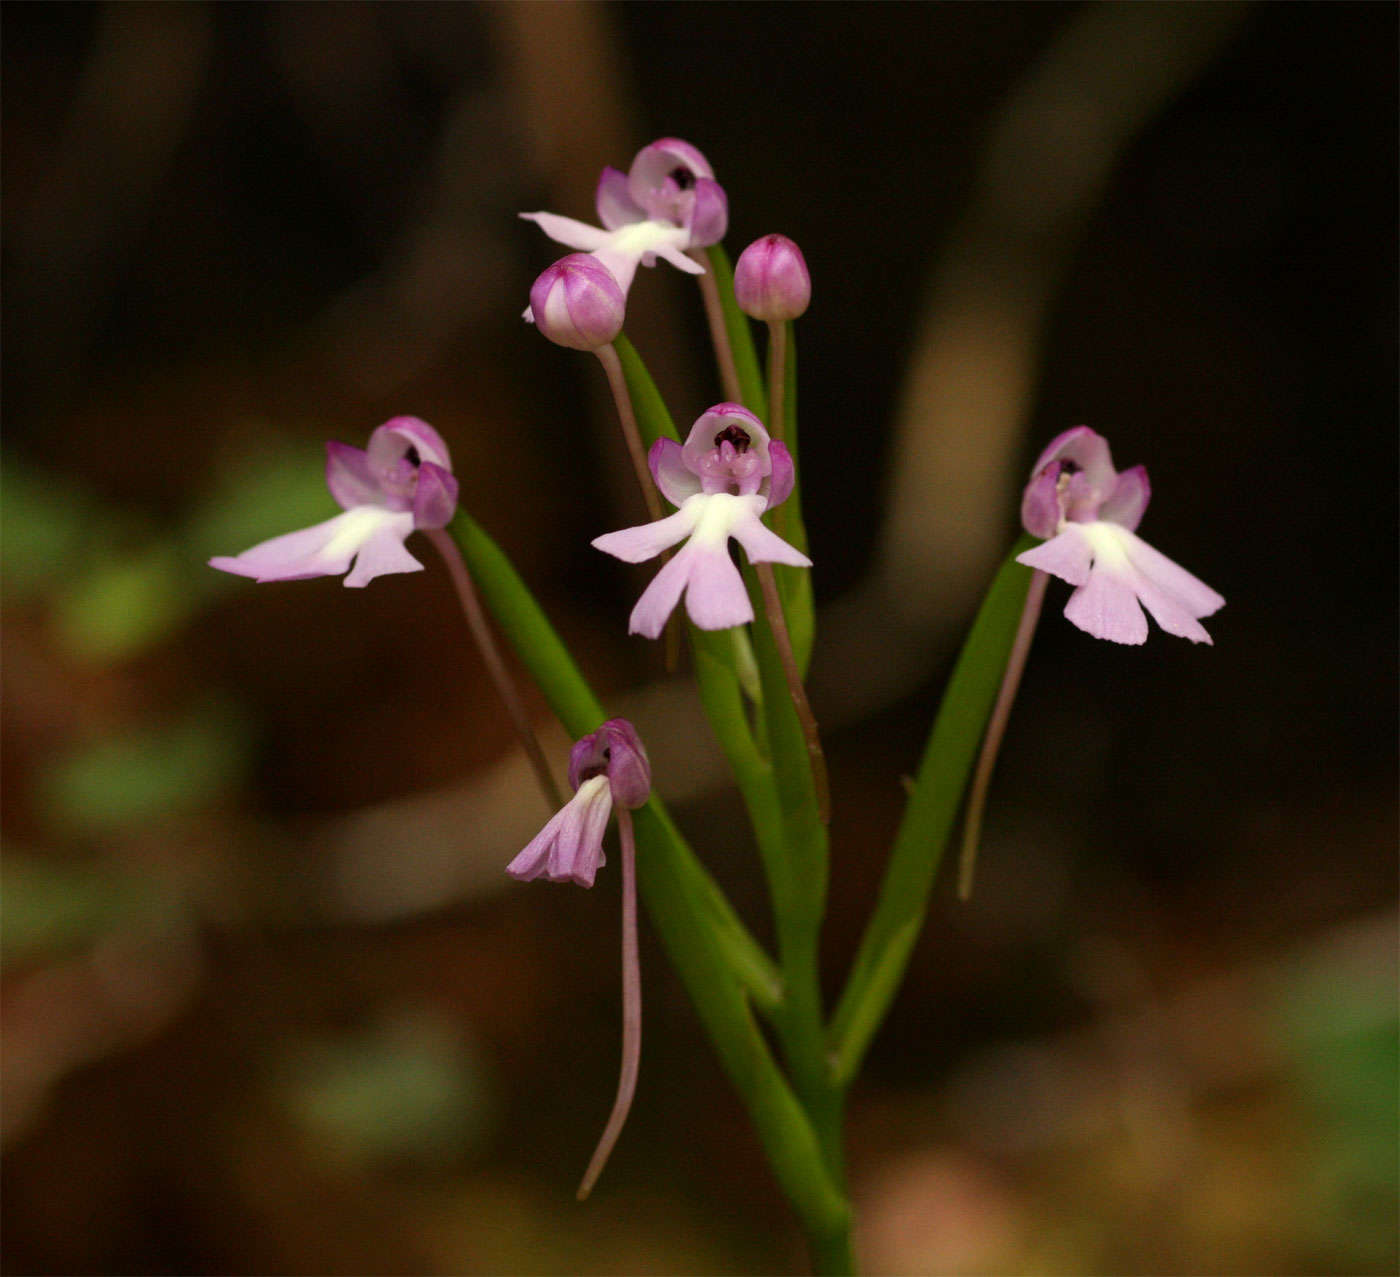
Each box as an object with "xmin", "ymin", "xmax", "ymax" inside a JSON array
[
  {"xmin": 206, "ymin": 130, "xmax": 1228, "ymax": 1223},
  {"xmin": 1017, "ymin": 427, "xmax": 1224, "ymax": 644}
]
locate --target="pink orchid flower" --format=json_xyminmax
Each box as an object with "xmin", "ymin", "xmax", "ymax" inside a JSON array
[
  {"xmin": 507, "ymin": 719, "xmax": 651, "ymax": 1200},
  {"xmin": 507, "ymin": 718, "xmax": 651, "ymax": 887},
  {"xmin": 1017, "ymin": 426, "xmax": 1223, "ymax": 644},
  {"xmin": 208, "ymin": 420, "xmax": 459, "ymax": 588},
  {"xmin": 592, "ymin": 404, "xmax": 810, "ymax": 638},
  {"xmin": 209, "ymin": 417, "xmax": 458, "ymax": 588}
]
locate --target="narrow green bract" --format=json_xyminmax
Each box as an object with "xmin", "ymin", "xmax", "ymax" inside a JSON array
[{"xmin": 828, "ymin": 539, "xmax": 1036, "ymax": 1083}]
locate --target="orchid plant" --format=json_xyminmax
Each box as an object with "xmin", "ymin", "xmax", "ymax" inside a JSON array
[{"xmin": 212, "ymin": 137, "xmax": 1222, "ymax": 1273}]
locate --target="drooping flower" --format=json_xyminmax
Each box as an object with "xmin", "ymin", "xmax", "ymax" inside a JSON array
[
  {"xmin": 592, "ymin": 404, "xmax": 810, "ymax": 638},
  {"xmin": 507, "ymin": 719, "xmax": 652, "ymax": 1201},
  {"xmin": 521, "ymin": 138, "xmax": 728, "ymax": 312},
  {"xmin": 1016, "ymin": 426, "xmax": 1224, "ymax": 644},
  {"xmin": 530, "ymin": 253, "xmax": 626, "ymax": 351},
  {"xmin": 209, "ymin": 417, "xmax": 459, "ymax": 588},
  {"xmin": 506, "ymin": 718, "xmax": 651, "ymax": 886},
  {"xmin": 734, "ymin": 233, "xmax": 811, "ymax": 322}
]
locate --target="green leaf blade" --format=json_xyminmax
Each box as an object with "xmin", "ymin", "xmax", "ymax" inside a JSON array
[{"xmin": 828, "ymin": 538, "xmax": 1036, "ymax": 1082}]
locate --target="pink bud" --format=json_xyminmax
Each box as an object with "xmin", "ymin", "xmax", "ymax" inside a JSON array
[
  {"xmin": 530, "ymin": 254, "xmax": 625, "ymax": 350},
  {"xmin": 733, "ymin": 233, "xmax": 811, "ymax": 322}
]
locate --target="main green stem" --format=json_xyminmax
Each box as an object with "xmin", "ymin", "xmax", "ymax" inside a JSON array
[
  {"xmin": 746, "ymin": 558, "xmax": 848, "ymax": 1268},
  {"xmin": 689, "ymin": 621, "xmax": 851, "ymax": 1270},
  {"xmin": 781, "ymin": 947, "xmax": 852, "ymax": 1275},
  {"xmin": 614, "ymin": 258, "xmax": 853, "ymax": 1267}
]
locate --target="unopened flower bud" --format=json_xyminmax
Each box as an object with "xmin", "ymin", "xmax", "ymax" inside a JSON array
[
  {"xmin": 530, "ymin": 254, "xmax": 625, "ymax": 350},
  {"xmin": 734, "ymin": 234, "xmax": 811, "ymax": 321}
]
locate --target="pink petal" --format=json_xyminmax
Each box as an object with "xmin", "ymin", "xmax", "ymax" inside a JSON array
[
  {"xmin": 650, "ymin": 240, "xmax": 705, "ymax": 275},
  {"xmin": 412, "ymin": 461, "xmax": 459, "ymax": 530},
  {"xmin": 1118, "ymin": 528, "xmax": 1224, "ymax": 618},
  {"xmin": 1020, "ymin": 465, "xmax": 1063, "ymax": 539},
  {"xmin": 325, "ymin": 443, "xmax": 381, "ymax": 511},
  {"xmin": 1129, "ymin": 569, "xmax": 1214, "ymax": 644},
  {"xmin": 686, "ymin": 178, "xmax": 728, "ymax": 248},
  {"xmin": 648, "ymin": 439, "xmax": 701, "ymax": 507},
  {"xmin": 766, "ymin": 441, "xmax": 795, "ymax": 509},
  {"xmin": 628, "ymin": 549, "xmax": 694, "ymax": 638},
  {"xmin": 627, "ymin": 139, "xmax": 715, "ymax": 221},
  {"xmin": 682, "ymin": 404, "xmax": 768, "ymax": 475},
  {"xmin": 1063, "ymin": 567, "xmax": 1148, "ymax": 645},
  {"xmin": 729, "ymin": 508, "xmax": 811, "ymax": 568},
  {"xmin": 629, "ymin": 138, "xmax": 714, "ymax": 187},
  {"xmin": 595, "ymin": 166, "xmax": 645, "ymax": 231},
  {"xmin": 368, "ymin": 416, "xmax": 452, "ymax": 472},
  {"xmin": 1029, "ymin": 426, "xmax": 1116, "ymax": 500},
  {"xmin": 681, "ymin": 540, "xmax": 754, "ymax": 631},
  {"xmin": 1017, "ymin": 526, "xmax": 1092, "ymax": 585},
  {"xmin": 506, "ymin": 777, "xmax": 612, "ymax": 887},
  {"xmin": 1100, "ymin": 465, "xmax": 1151, "ymax": 531},
  {"xmin": 519, "ymin": 211, "xmax": 611, "ymax": 252},
  {"xmin": 592, "ymin": 501, "xmax": 702, "ymax": 564},
  {"xmin": 568, "ymin": 718, "xmax": 651, "ymax": 809}
]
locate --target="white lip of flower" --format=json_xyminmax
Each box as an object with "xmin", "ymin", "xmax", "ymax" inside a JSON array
[
  {"xmin": 585, "ymin": 220, "xmax": 701, "ymax": 297},
  {"xmin": 1074, "ymin": 518, "xmax": 1132, "ymax": 567},
  {"xmin": 321, "ymin": 507, "xmax": 415, "ymax": 563},
  {"xmin": 610, "ymin": 219, "xmax": 693, "ymax": 262},
  {"xmin": 593, "ymin": 490, "xmax": 810, "ymax": 637},
  {"xmin": 210, "ymin": 505, "xmax": 419, "ymax": 587},
  {"xmin": 689, "ymin": 490, "xmax": 755, "ymax": 544},
  {"xmin": 1024, "ymin": 515, "xmax": 1224, "ymax": 645}
]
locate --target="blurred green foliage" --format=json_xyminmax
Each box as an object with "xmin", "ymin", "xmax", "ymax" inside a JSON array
[
  {"xmin": 1276, "ymin": 932, "xmax": 1399, "ymax": 1271},
  {"xmin": 1, "ymin": 460, "xmax": 96, "ymax": 598},
  {"xmin": 275, "ymin": 1016, "xmax": 495, "ymax": 1170},
  {"xmin": 54, "ymin": 541, "xmax": 193, "ymax": 664},
  {"xmin": 5, "ymin": 441, "xmax": 336, "ymax": 663},
  {"xmin": 1, "ymin": 854, "xmax": 181, "ymax": 970},
  {"xmin": 184, "ymin": 441, "xmax": 340, "ymax": 573},
  {"xmin": 39, "ymin": 701, "xmax": 250, "ymax": 838}
]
